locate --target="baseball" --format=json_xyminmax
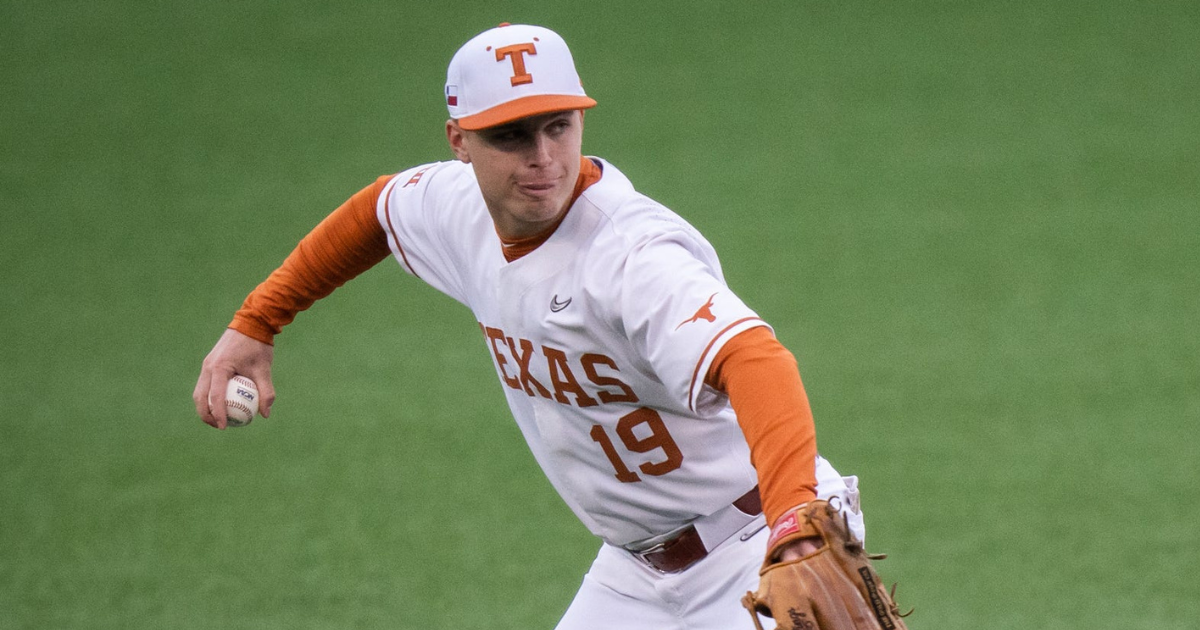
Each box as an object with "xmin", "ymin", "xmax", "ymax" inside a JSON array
[{"xmin": 224, "ymin": 375, "xmax": 259, "ymax": 427}]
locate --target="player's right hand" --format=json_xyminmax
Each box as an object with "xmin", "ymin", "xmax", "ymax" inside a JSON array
[{"xmin": 193, "ymin": 328, "xmax": 276, "ymax": 430}]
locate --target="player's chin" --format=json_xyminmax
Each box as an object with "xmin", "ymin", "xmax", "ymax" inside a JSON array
[{"xmin": 513, "ymin": 193, "xmax": 566, "ymax": 220}]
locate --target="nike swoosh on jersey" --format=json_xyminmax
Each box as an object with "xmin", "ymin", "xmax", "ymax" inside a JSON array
[{"xmin": 550, "ymin": 295, "xmax": 572, "ymax": 312}]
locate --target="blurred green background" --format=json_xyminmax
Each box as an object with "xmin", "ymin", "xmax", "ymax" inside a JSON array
[{"xmin": 3, "ymin": 1, "xmax": 1197, "ymax": 628}]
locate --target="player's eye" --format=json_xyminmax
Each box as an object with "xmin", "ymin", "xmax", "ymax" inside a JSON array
[
  {"xmin": 547, "ymin": 118, "xmax": 572, "ymax": 135},
  {"xmin": 483, "ymin": 129, "xmax": 527, "ymax": 149}
]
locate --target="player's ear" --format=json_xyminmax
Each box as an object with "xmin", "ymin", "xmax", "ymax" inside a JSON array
[{"xmin": 446, "ymin": 119, "xmax": 471, "ymax": 164}]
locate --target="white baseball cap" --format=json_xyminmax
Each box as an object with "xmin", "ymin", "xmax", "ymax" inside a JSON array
[{"xmin": 445, "ymin": 23, "xmax": 596, "ymax": 130}]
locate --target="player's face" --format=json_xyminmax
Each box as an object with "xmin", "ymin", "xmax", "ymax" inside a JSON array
[{"xmin": 447, "ymin": 110, "xmax": 584, "ymax": 239}]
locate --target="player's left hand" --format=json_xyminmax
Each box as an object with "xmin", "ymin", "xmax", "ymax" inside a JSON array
[
  {"xmin": 742, "ymin": 500, "xmax": 910, "ymax": 630},
  {"xmin": 777, "ymin": 536, "xmax": 824, "ymax": 561}
]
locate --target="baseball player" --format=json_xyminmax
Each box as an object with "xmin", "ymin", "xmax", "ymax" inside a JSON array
[{"xmin": 193, "ymin": 23, "xmax": 909, "ymax": 630}]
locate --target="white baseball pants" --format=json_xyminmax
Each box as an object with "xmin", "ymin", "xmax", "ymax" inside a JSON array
[{"xmin": 555, "ymin": 458, "xmax": 865, "ymax": 630}]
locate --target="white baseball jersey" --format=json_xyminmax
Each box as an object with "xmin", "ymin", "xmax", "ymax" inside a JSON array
[{"xmin": 377, "ymin": 157, "xmax": 770, "ymax": 547}]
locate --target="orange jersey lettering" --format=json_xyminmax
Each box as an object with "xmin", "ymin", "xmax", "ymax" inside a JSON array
[
  {"xmin": 507, "ymin": 336, "xmax": 552, "ymax": 399},
  {"xmin": 480, "ymin": 324, "xmax": 641, "ymax": 410},
  {"xmin": 581, "ymin": 353, "xmax": 639, "ymax": 404}
]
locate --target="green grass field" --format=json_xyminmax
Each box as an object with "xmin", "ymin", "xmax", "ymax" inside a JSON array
[{"xmin": 3, "ymin": 1, "xmax": 1198, "ymax": 628}]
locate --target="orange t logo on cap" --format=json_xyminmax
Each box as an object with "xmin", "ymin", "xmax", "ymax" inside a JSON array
[{"xmin": 496, "ymin": 43, "xmax": 537, "ymax": 86}]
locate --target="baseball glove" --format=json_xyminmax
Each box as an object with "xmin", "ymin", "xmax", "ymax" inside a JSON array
[{"xmin": 741, "ymin": 500, "xmax": 910, "ymax": 630}]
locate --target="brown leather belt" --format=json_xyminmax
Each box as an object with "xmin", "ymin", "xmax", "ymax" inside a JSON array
[{"xmin": 632, "ymin": 486, "xmax": 762, "ymax": 574}]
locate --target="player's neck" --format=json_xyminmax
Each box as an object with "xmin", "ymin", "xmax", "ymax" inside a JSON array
[{"xmin": 498, "ymin": 213, "xmax": 568, "ymax": 262}]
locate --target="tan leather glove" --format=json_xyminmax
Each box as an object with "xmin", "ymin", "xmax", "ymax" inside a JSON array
[{"xmin": 742, "ymin": 500, "xmax": 910, "ymax": 629}]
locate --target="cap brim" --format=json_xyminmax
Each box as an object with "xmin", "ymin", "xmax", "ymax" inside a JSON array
[{"xmin": 457, "ymin": 94, "xmax": 597, "ymax": 130}]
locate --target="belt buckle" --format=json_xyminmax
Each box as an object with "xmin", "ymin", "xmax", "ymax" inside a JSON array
[
  {"xmin": 630, "ymin": 525, "xmax": 706, "ymax": 574},
  {"xmin": 631, "ymin": 538, "xmax": 674, "ymax": 574}
]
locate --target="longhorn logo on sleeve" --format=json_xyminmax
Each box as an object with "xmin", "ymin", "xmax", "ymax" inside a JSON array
[{"xmin": 675, "ymin": 293, "xmax": 718, "ymax": 330}]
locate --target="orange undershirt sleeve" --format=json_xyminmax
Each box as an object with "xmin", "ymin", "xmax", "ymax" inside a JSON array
[
  {"xmin": 706, "ymin": 327, "xmax": 818, "ymax": 527},
  {"xmin": 229, "ymin": 175, "xmax": 393, "ymax": 344}
]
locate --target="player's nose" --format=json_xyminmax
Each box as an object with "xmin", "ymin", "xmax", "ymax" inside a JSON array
[{"xmin": 527, "ymin": 132, "xmax": 554, "ymax": 167}]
